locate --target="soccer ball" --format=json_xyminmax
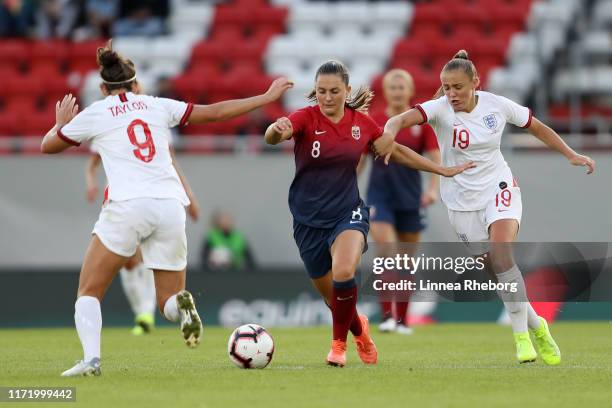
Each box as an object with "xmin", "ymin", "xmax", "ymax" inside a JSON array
[{"xmin": 227, "ymin": 324, "xmax": 275, "ymax": 369}]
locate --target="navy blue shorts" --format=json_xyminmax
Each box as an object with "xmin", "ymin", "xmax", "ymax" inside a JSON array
[
  {"xmin": 369, "ymin": 199, "xmax": 425, "ymax": 233},
  {"xmin": 293, "ymin": 201, "xmax": 370, "ymax": 279}
]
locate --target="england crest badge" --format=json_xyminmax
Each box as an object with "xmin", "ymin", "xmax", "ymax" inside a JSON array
[
  {"xmin": 483, "ymin": 113, "xmax": 497, "ymax": 130},
  {"xmin": 351, "ymin": 125, "xmax": 361, "ymax": 140}
]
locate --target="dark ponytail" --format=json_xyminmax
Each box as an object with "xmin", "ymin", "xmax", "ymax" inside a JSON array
[
  {"xmin": 96, "ymin": 40, "xmax": 137, "ymax": 92},
  {"xmin": 434, "ymin": 49, "xmax": 479, "ymax": 98},
  {"xmin": 307, "ymin": 60, "xmax": 374, "ymax": 113}
]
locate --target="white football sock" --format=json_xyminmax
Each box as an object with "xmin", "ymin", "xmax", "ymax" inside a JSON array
[
  {"xmin": 74, "ymin": 296, "xmax": 102, "ymax": 361},
  {"xmin": 527, "ymin": 303, "xmax": 541, "ymax": 330},
  {"xmin": 163, "ymin": 294, "xmax": 179, "ymax": 322},
  {"xmin": 119, "ymin": 266, "xmax": 140, "ymax": 316},
  {"xmin": 120, "ymin": 263, "xmax": 157, "ymax": 317},
  {"xmin": 496, "ymin": 265, "xmax": 528, "ymax": 333},
  {"xmin": 135, "ymin": 264, "xmax": 156, "ymax": 316}
]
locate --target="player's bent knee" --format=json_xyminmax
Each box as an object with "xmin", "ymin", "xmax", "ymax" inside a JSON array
[{"xmin": 332, "ymin": 263, "xmax": 356, "ymax": 282}]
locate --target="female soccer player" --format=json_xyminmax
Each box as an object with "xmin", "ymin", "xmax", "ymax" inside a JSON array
[
  {"xmin": 367, "ymin": 69, "xmax": 440, "ymax": 334},
  {"xmin": 85, "ymin": 147, "xmax": 200, "ymax": 335},
  {"xmin": 41, "ymin": 40, "xmax": 293, "ymax": 376},
  {"xmin": 375, "ymin": 50, "xmax": 595, "ymax": 365},
  {"xmin": 264, "ymin": 60, "xmax": 473, "ymax": 367}
]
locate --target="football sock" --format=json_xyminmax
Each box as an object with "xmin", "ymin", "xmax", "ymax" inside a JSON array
[
  {"xmin": 527, "ymin": 303, "xmax": 542, "ymax": 330},
  {"xmin": 496, "ymin": 265, "xmax": 528, "ymax": 333},
  {"xmin": 119, "ymin": 266, "xmax": 141, "ymax": 316},
  {"xmin": 380, "ymin": 301, "xmax": 393, "ymax": 320},
  {"xmin": 163, "ymin": 294, "xmax": 180, "ymax": 322},
  {"xmin": 396, "ymin": 302, "xmax": 409, "ymax": 325},
  {"xmin": 332, "ymin": 279, "xmax": 359, "ymax": 342},
  {"xmin": 324, "ymin": 299, "xmax": 362, "ymax": 336},
  {"xmin": 120, "ymin": 264, "xmax": 157, "ymax": 317},
  {"xmin": 74, "ymin": 296, "xmax": 102, "ymax": 361},
  {"xmin": 136, "ymin": 264, "xmax": 156, "ymax": 316}
]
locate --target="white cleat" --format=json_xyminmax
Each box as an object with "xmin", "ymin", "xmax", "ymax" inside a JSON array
[
  {"xmin": 396, "ymin": 324, "xmax": 414, "ymax": 335},
  {"xmin": 379, "ymin": 317, "xmax": 397, "ymax": 333},
  {"xmin": 176, "ymin": 290, "xmax": 203, "ymax": 348},
  {"xmin": 61, "ymin": 358, "xmax": 101, "ymax": 377}
]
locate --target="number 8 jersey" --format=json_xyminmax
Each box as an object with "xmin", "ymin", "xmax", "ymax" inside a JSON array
[
  {"xmin": 58, "ymin": 92, "xmax": 192, "ymax": 205},
  {"xmin": 415, "ymin": 91, "xmax": 532, "ymax": 211}
]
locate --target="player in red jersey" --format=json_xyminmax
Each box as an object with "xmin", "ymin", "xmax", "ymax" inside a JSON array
[
  {"xmin": 41, "ymin": 41, "xmax": 293, "ymax": 377},
  {"xmin": 367, "ymin": 69, "xmax": 440, "ymax": 334},
  {"xmin": 264, "ymin": 60, "xmax": 473, "ymax": 367}
]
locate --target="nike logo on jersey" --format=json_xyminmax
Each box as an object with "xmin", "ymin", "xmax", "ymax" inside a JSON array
[
  {"xmin": 349, "ymin": 220, "xmax": 362, "ymax": 224},
  {"xmin": 315, "ymin": 130, "xmax": 326, "ymax": 135},
  {"xmin": 453, "ymin": 122, "xmax": 462, "ymax": 126},
  {"xmin": 337, "ymin": 296, "xmax": 354, "ymax": 301},
  {"xmin": 497, "ymin": 209, "xmax": 509, "ymax": 213}
]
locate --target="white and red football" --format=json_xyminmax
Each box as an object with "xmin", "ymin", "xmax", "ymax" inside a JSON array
[{"xmin": 227, "ymin": 324, "xmax": 275, "ymax": 369}]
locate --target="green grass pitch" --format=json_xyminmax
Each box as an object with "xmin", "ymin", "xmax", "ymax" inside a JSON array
[{"xmin": 1, "ymin": 322, "xmax": 612, "ymax": 408}]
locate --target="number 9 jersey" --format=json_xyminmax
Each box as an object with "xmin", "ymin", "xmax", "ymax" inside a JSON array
[{"xmin": 58, "ymin": 92, "xmax": 192, "ymax": 205}]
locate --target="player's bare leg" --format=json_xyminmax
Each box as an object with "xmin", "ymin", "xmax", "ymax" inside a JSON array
[
  {"xmin": 154, "ymin": 269, "xmax": 202, "ymax": 348},
  {"xmin": 62, "ymin": 235, "xmax": 127, "ymax": 377}
]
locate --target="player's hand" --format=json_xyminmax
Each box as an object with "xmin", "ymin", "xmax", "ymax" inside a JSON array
[
  {"xmin": 420, "ymin": 189, "xmax": 438, "ymax": 207},
  {"xmin": 373, "ymin": 133, "xmax": 396, "ymax": 164},
  {"xmin": 265, "ymin": 77, "xmax": 294, "ymax": 102},
  {"xmin": 440, "ymin": 161, "xmax": 476, "ymax": 177},
  {"xmin": 569, "ymin": 153, "xmax": 595, "ymax": 174},
  {"xmin": 187, "ymin": 199, "xmax": 201, "ymax": 221},
  {"xmin": 86, "ymin": 183, "xmax": 99, "ymax": 203},
  {"xmin": 56, "ymin": 94, "xmax": 78, "ymax": 127},
  {"xmin": 272, "ymin": 117, "xmax": 293, "ymax": 138}
]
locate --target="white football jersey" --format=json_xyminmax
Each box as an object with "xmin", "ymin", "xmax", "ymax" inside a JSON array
[
  {"xmin": 416, "ymin": 91, "xmax": 532, "ymax": 211},
  {"xmin": 59, "ymin": 92, "xmax": 192, "ymax": 205}
]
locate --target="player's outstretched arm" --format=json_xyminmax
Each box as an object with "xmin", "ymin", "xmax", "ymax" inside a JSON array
[
  {"xmin": 390, "ymin": 142, "xmax": 475, "ymax": 177},
  {"xmin": 264, "ymin": 117, "xmax": 293, "ymax": 145},
  {"xmin": 41, "ymin": 94, "xmax": 79, "ymax": 154},
  {"xmin": 170, "ymin": 148, "xmax": 200, "ymax": 221},
  {"xmin": 527, "ymin": 117, "xmax": 595, "ymax": 174},
  {"xmin": 85, "ymin": 154, "xmax": 101, "ymax": 203},
  {"xmin": 187, "ymin": 77, "xmax": 294, "ymax": 124},
  {"xmin": 376, "ymin": 108, "xmax": 426, "ymax": 163}
]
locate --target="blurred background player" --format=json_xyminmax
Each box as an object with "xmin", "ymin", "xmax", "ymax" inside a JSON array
[
  {"xmin": 377, "ymin": 50, "xmax": 596, "ymax": 365},
  {"xmin": 41, "ymin": 40, "xmax": 293, "ymax": 377},
  {"xmin": 264, "ymin": 60, "xmax": 471, "ymax": 367},
  {"xmin": 86, "ymin": 145, "xmax": 201, "ymax": 334},
  {"xmin": 200, "ymin": 209, "xmax": 256, "ymax": 271},
  {"xmin": 365, "ymin": 68, "xmax": 440, "ymax": 335}
]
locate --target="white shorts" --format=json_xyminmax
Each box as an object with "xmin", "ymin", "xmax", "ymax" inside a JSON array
[
  {"xmin": 92, "ymin": 198, "xmax": 187, "ymax": 271},
  {"xmin": 447, "ymin": 183, "xmax": 522, "ymax": 255}
]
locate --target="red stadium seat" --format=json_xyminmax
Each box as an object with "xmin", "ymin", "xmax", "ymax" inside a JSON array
[
  {"xmin": 69, "ymin": 40, "xmax": 107, "ymax": 75},
  {"xmin": 0, "ymin": 112, "xmax": 18, "ymax": 137},
  {"xmin": 19, "ymin": 109, "xmax": 55, "ymax": 137},
  {"xmin": 0, "ymin": 40, "xmax": 28, "ymax": 69},
  {"xmin": 28, "ymin": 40, "xmax": 69, "ymax": 72}
]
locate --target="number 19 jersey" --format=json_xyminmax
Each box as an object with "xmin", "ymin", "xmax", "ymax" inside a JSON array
[
  {"xmin": 415, "ymin": 91, "xmax": 532, "ymax": 211},
  {"xmin": 58, "ymin": 92, "xmax": 192, "ymax": 205}
]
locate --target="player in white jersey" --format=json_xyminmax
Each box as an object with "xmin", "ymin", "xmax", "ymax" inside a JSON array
[
  {"xmin": 86, "ymin": 141, "xmax": 200, "ymax": 335},
  {"xmin": 374, "ymin": 50, "xmax": 595, "ymax": 365},
  {"xmin": 40, "ymin": 40, "xmax": 293, "ymax": 377}
]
